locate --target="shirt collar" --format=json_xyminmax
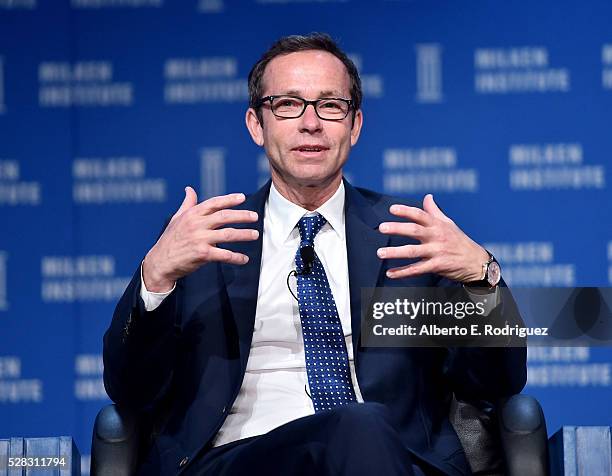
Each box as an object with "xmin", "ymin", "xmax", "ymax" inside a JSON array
[{"xmin": 267, "ymin": 180, "xmax": 346, "ymax": 243}]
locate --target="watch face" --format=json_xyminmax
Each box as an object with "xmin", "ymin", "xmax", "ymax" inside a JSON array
[{"xmin": 487, "ymin": 261, "xmax": 501, "ymax": 286}]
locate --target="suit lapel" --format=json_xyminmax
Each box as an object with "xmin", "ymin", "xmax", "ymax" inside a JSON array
[
  {"xmin": 220, "ymin": 181, "xmax": 270, "ymax": 371},
  {"xmin": 344, "ymin": 180, "xmax": 389, "ymax": 352}
]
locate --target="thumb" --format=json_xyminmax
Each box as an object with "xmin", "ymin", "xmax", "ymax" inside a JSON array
[
  {"xmin": 173, "ymin": 186, "xmax": 198, "ymax": 220},
  {"xmin": 423, "ymin": 194, "xmax": 447, "ymax": 219}
]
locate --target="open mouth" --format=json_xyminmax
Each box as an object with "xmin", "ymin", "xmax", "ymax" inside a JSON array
[{"xmin": 293, "ymin": 145, "xmax": 329, "ymax": 154}]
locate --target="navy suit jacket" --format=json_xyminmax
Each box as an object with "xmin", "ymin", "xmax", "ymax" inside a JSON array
[{"xmin": 103, "ymin": 180, "xmax": 526, "ymax": 476}]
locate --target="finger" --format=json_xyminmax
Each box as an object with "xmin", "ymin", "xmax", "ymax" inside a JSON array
[
  {"xmin": 388, "ymin": 204, "xmax": 433, "ymax": 226},
  {"xmin": 423, "ymin": 194, "xmax": 449, "ymax": 221},
  {"xmin": 172, "ymin": 186, "xmax": 198, "ymax": 221},
  {"xmin": 378, "ymin": 222, "xmax": 428, "ymax": 240},
  {"xmin": 206, "ymin": 228, "xmax": 259, "ymax": 245},
  {"xmin": 204, "ymin": 247, "xmax": 251, "ymax": 265},
  {"xmin": 377, "ymin": 244, "xmax": 433, "ymax": 260},
  {"xmin": 205, "ymin": 209, "xmax": 259, "ymax": 229},
  {"xmin": 194, "ymin": 193, "xmax": 247, "ymax": 216},
  {"xmin": 386, "ymin": 259, "xmax": 433, "ymax": 279}
]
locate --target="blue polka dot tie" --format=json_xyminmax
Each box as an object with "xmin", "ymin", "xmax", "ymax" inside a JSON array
[{"xmin": 295, "ymin": 213, "xmax": 357, "ymax": 412}]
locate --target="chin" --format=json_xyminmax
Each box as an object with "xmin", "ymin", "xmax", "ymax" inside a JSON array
[
  {"xmin": 299, "ymin": 163, "xmax": 341, "ymax": 178},
  {"xmin": 293, "ymin": 170, "xmax": 340, "ymax": 186}
]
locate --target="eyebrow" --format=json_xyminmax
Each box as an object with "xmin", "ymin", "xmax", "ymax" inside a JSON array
[{"xmin": 282, "ymin": 89, "xmax": 347, "ymax": 98}]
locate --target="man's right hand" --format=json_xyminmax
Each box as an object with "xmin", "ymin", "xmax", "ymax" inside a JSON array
[{"xmin": 142, "ymin": 186, "xmax": 259, "ymax": 292}]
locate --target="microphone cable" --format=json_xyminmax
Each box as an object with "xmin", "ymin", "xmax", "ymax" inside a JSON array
[{"xmin": 286, "ymin": 245, "xmax": 316, "ymax": 302}]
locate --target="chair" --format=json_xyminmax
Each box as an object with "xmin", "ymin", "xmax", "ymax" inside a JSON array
[{"xmin": 90, "ymin": 394, "xmax": 549, "ymax": 476}]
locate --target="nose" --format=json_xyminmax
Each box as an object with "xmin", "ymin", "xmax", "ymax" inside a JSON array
[{"xmin": 298, "ymin": 103, "xmax": 322, "ymax": 133}]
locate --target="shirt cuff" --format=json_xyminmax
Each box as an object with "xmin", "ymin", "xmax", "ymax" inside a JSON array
[{"xmin": 140, "ymin": 263, "xmax": 176, "ymax": 312}]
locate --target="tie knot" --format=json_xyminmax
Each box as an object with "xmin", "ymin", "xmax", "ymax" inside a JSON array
[{"xmin": 297, "ymin": 213, "xmax": 327, "ymax": 246}]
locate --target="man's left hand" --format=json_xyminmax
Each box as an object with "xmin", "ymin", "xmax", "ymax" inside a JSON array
[{"xmin": 376, "ymin": 194, "xmax": 488, "ymax": 283}]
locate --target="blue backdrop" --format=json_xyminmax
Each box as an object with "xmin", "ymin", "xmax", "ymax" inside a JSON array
[{"xmin": 1, "ymin": 0, "xmax": 611, "ymax": 473}]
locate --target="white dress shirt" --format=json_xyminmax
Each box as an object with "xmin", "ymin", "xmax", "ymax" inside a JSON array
[{"xmin": 140, "ymin": 181, "xmax": 364, "ymax": 448}]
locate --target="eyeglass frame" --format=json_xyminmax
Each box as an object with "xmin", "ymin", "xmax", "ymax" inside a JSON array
[{"xmin": 254, "ymin": 95, "xmax": 354, "ymax": 121}]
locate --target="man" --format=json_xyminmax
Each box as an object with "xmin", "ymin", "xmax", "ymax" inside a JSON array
[{"xmin": 104, "ymin": 33, "xmax": 526, "ymax": 476}]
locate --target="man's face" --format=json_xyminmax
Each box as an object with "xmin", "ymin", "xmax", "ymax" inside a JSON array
[{"xmin": 246, "ymin": 50, "xmax": 363, "ymax": 190}]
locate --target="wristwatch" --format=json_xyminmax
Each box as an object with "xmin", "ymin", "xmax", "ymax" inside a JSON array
[
  {"xmin": 479, "ymin": 252, "xmax": 501, "ymax": 287},
  {"xmin": 467, "ymin": 251, "xmax": 501, "ymax": 288}
]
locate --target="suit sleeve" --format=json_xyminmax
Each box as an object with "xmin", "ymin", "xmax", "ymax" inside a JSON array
[
  {"xmin": 440, "ymin": 277, "xmax": 527, "ymax": 402},
  {"xmin": 103, "ymin": 264, "xmax": 181, "ymax": 410}
]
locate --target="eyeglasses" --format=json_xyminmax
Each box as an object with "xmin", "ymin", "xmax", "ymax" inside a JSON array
[{"xmin": 255, "ymin": 95, "xmax": 353, "ymax": 120}]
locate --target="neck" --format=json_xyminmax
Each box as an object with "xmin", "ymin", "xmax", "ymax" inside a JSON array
[{"xmin": 271, "ymin": 174, "xmax": 342, "ymax": 211}]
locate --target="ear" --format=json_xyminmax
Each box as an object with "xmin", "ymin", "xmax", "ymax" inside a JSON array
[
  {"xmin": 245, "ymin": 108, "xmax": 264, "ymax": 146},
  {"xmin": 350, "ymin": 109, "xmax": 363, "ymax": 146}
]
